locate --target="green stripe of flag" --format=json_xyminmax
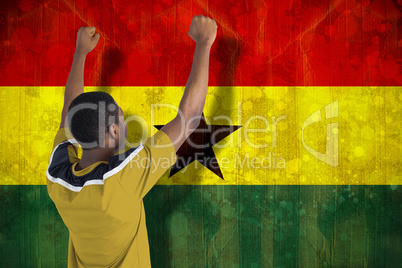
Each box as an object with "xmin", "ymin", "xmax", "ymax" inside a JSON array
[{"xmin": 1, "ymin": 185, "xmax": 400, "ymax": 267}]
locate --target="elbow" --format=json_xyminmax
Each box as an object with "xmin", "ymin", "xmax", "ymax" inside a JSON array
[
  {"xmin": 189, "ymin": 116, "xmax": 201, "ymax": 130},
  {"xmin": 185, "ymin": 114, "xmax": 201, "ymax": 136},
  {"xmin": 179, "ymin": 106, "xmax": 202, "ymax": 135}
]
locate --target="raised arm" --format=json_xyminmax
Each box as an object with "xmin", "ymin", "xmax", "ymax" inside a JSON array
[
  {"xmin": 160, "ymin": 15, "xmax": 217, "ymax": 152},
  {"xmin": 59, "ymin": 27, "xmax": 100, "ymax": 129}
]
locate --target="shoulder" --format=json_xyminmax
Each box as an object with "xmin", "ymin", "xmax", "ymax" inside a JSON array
[
  {"xmin": 52, "ymin": 127, "xmax": 76, "ymax": 150},
  {"xmin": 103, "ymin": 143, "xmax": 145, "ymax": 179}
]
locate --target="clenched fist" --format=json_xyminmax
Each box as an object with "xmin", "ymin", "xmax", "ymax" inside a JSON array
[
  {"xmin": 188, "ymin": 15, "xmax": 217, "ymax": 47},
  {"xmin": 76, "ymin": 27, "xmax": 100, "ymax": 55}
]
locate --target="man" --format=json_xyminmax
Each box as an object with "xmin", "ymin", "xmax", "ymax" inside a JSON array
[{"xmin": 46, "ymin": 15, "xmax": 217, "ymax": 267}]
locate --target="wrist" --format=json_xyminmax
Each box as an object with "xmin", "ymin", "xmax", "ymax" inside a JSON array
[
  {"xmin": 195, "ymin": 42, "xmax": 212, "ymax": 50},
  {"xmin": 74, "ymin": 50, "xmax": 87, "ymax": 58}
]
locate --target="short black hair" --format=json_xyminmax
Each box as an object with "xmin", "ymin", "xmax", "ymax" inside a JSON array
[{"xmin": 67, "ymin": 91, "xmax": 120, "ymax": 150}]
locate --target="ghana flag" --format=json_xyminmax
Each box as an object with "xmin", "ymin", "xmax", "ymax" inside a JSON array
[{"xmin": 0, "ymin": 0, "xmax": 401, "ymax": 266}]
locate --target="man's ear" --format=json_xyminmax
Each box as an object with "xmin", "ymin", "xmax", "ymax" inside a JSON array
[{"xmin": 109, "ymin": 124, "xmax": 119, "ymax": 139}]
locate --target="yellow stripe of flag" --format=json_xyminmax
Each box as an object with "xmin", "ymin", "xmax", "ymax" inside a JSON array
[{"xmin": 0, "ymin": 86, "xmax": 400, "ymax": 185}]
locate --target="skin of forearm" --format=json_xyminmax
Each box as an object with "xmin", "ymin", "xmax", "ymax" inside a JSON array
[
  {"xmin": 178, "ymin": 43, "xmax": 211, "ymax": 126},
  {"xmin": 60, "ymin": 51, "xmax": 87, "ymax": 127},
  {"xmin": 64, "ymin": 52, "xmax": 86, "ymax": 111}
]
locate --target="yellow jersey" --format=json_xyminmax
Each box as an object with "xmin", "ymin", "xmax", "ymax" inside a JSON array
[{"xmin": 46, "ymin": 127, "xmax": 176, "ymax": 267}]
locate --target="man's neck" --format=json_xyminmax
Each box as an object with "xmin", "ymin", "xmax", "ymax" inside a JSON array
[{"xmin": 76, "ymin": 148, "xmax": 115, "ymax": 170}]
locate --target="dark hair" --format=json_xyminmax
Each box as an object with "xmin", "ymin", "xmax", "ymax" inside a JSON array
[{"xmin": 67, "ymin": 91, "xmax": 120, "ymax": 150}]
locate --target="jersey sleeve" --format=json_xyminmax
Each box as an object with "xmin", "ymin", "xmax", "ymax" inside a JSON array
[
  {"xmin": 117, "ymin": 130, "xmax": 177, "ymax": 200},
  {"xmin": 48, "ymin": 128, "xmax": 80, "ymax": 175},
  {"xmin": 53, "ymin": 128, "xmax": 71, "ymax": 149}
]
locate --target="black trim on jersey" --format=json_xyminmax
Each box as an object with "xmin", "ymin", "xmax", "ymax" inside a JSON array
[{"xmin": 47, "ymin": 140, "xmax": 143, "ymax": 188}]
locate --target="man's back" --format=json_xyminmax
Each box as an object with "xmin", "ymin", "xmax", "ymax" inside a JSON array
[{"xmin": 47, "ymin": 127, "xmax": 176, "ymax": 267}]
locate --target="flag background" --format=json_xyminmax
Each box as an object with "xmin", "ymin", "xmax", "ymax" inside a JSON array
[{"xmin": 0, "ymin": 0, "xmax": 401, "ymax": 267}]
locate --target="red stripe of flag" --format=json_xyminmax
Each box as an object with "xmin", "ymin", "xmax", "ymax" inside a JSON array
[{"xmin": 0, "ymin": 0, "xmax": 400, "ymax": 87}]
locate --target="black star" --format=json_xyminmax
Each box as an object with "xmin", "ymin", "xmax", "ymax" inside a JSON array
[{"xmin": 154, "ymin": 113, "xmax": 241, "ymax": 180}]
